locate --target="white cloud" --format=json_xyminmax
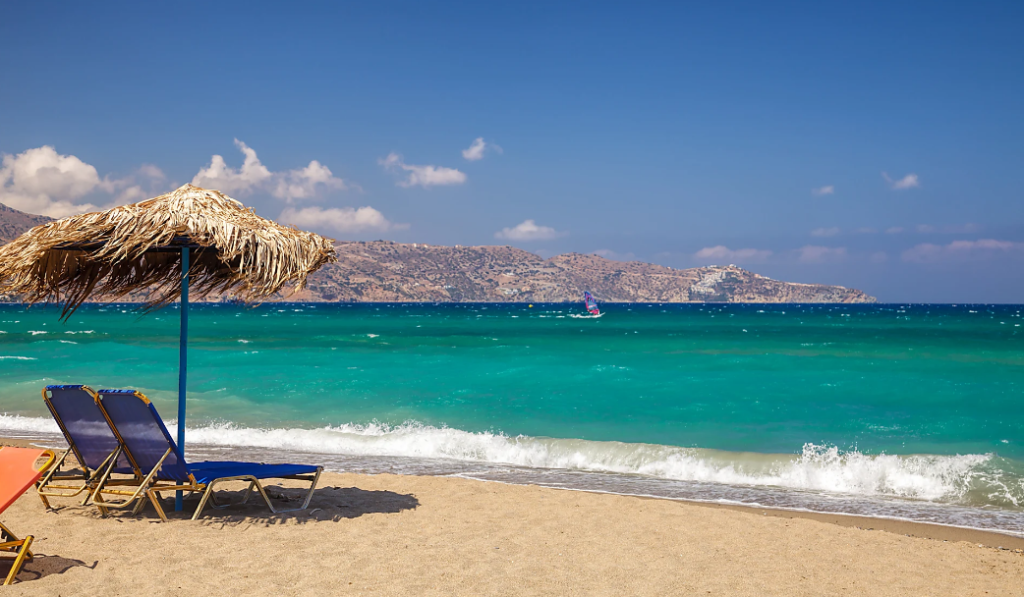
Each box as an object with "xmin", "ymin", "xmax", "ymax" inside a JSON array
[
  {"xmin": 811, "ymin": 227, "xmax": 840, "ymax": 237},
  {"xmin": 811, "ymin": 185, "xmax": 834, "ymax": 196},
  {"xmin": 192, "ymin": 139, "xmax": 271, "ymax": 195},
  {"xmin": 694, "ymin": 246, "xmax": 772, "ymax": 264},
  {"xmin": 883, "ymin": 172, "xmax": 920, "ymax": 190},
  {"xmin": 461, "ymin": 137, "xmax": 502, "ymax": 161},
  {"xmin": 137, "ymin": 164, "xmax": 166, "ymax": 181},
  {"xmin": 869, "ymin": 251, "xmax": 888, "ymax": 263},
  {"xmin": 462, "ymin": 138, "xmax": 486, "ymax": 161},
  {"xmin": 495, "ymin": 219, "xmax": 563, "ymax": 241},
  {"xmin": 902, "ymin": 239, "xmax": 1024, "ymax": 263},
  {"xmin": 886, "ymin": 226, "xmax": 904, "ymax": 234},
  {"xmin": 380, "ymin": 152, "xmax": 467, "ymax": 188},
  {"xmin": 797, "ymin": 245, "xmax": 847, "ymax": 263},
  {"xmin": 916, "ymin": 223, "xmax": 981, "ymax": 234},
  {"xmin": 592, "ymin": 249, "xmax": 636, "ymax": 262},
  {"xmin": 0, "ymin": 145, "xmax": 164, "ymax": 217},
  {"xmin": 192, "ymin": 139, "xmax": 346, "ymax": 201},
  {"xmin": 271, "ymin": 160, "xmax": 347, "ymax": 202},
  {"xmin": 278, "ymin": 206, "xmax": 405, "ymax": 234}
]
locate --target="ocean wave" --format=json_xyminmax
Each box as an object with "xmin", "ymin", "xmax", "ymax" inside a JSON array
[
  {"xmin": 0, "ymin": 356, "xmax": 38, "ymax": 361},
  {"xmin": 0, "ymin": 414, "xmax": 60, "ymax": 432},
  {"xmin": 1, "ymin": 415, "xmax": 1018, "ymax": 508}
]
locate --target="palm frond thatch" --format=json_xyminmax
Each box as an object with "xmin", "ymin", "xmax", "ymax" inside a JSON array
[{"xmin": 0, "ymin": 184, "xmax": 336, "ymax": 318}]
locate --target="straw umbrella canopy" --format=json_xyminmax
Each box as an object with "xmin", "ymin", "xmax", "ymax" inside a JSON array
[{"xmin": 0, "ymin": 183, "xmax": 336, "ymax": 509}]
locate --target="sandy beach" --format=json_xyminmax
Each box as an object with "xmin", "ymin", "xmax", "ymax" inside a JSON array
[{"xmin": 2, "ymin": 439, "xmax": 1022, "ymax": 596}]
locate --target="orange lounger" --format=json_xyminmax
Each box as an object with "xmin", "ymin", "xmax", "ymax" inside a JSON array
[{"xmin": 0, "ymin": 447, "xmax": 55, "ymax": 585}]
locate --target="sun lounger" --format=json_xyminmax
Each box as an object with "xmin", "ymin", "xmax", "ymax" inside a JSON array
[
  {"xmin": 1, "ymin": 447, "xmax": 56, "ymax": 585},
  {"xmin": 37, "ymin": 385, "xmax": 137, "ymax": 507},
  {"xmin": 92, "ymin": 389, "xmax": 322, "ymax": 521}
]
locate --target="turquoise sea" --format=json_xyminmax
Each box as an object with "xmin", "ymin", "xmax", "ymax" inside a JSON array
[{"xmin": 1, "ymin": 302, "xmax": 1022, "ymax": 535}]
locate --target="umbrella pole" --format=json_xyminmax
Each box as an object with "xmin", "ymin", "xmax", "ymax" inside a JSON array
[{"xmin": 175, "ymin": 247, "xmax": 189, "ymax": 513}]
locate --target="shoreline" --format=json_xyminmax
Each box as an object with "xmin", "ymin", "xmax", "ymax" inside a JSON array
[
  {"xmin": 3, "ymin": 452, "xmax": 1023, "ymax": 594},
  {"xmin": 6, "ymin": 435, "xmax": 1023, "ymax": 551}
]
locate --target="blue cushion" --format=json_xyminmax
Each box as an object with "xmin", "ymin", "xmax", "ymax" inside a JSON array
[{"xmin": 187, "ymin": 462, "xmax": 320, "ymax": 485}]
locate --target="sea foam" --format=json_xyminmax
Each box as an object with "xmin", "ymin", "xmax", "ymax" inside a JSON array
[{"xmin": 1, "ymin": 414, "xmax": 1011, "ymax": 507}]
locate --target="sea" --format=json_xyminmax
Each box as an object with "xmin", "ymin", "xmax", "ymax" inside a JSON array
[{"xmin": 1, "ymin": 302, "xmax": 1022, "ymax": 537}]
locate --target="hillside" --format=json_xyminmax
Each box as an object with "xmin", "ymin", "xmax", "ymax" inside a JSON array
[
  {"xmin": 0, "ymin": 202, "xmax": 51, "ymax": 244},
  {"xmin": 288, "ymin": 241, "xmax": 874, "ymax": 303},
  {"xmin": 1, "ymin": 204, "xmax": 875, "ymax": 303}
]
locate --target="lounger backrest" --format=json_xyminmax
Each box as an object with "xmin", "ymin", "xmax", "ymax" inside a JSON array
[
  {"xmin": 43, "ymin": 385, "xmax": 129, "ymax": 472},
  {"xmin": 96, "ymin": 390, "xmax": 192, "ymax": 483},
  {"xmin": 0, "ymin": 447, "xmax": 54, "ymax": 514}
]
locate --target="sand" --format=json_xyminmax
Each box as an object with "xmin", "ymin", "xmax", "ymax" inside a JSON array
[{"xmin": 2, "ymin": 440, "xmax": 1023, "ymax": 596}]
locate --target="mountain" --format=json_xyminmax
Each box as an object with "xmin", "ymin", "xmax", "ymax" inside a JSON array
[
  {"xmin": 0, "ymin": 202, "xmax": 51, "ymax": 244},
  {"xmin": 286, "ymin": 241, "xmax": 875, "ymax": 303},
  {"xmin": 1, "ymin": 204, "xmax": 875, "ymax": 303}
]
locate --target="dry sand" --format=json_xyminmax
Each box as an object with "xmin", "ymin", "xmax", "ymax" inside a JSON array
[{"xmin": 2, "ymin": 440, "xmax": 1023, "ymax": 596}]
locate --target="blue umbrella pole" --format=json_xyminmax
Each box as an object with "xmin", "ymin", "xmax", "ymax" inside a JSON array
[{"xmin": 175, "ymin": 247, "xmax": 189, "ymax": 513}]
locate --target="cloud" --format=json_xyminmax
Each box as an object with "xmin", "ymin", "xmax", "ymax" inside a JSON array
[
  {"xmin": 694, "ymin": 246, "xmax": 772, "ymax": 264},
  {"xmin": 883, "ymin": 172, "xmax": 920, "ymax": 190},
  {"xmin": 278, "ymin": 206, "xmax": 406, "ymax": 234},
  {"xmin": 0, "ymin": 145, "xmax": 165, "ymax": 217},
  {"xmin": 137, "ymin": 164, "xmax": 166, "ymax": 181},
  {"xmin": 797, "ymin": 245, "xmax": 847, "ymax": 263},
  {"xmin": 192, "ymin": 139, "xmax": 271, "ymax": 195},
  {"xmin": 192, "ymin": 139, "xmax": 346, "ymax": 202},
  {"xmin": 461, "ymin": 137, "xmax": 502, "ymax": 161},
  {"xmin": 855, "ymin": 227, "xmax": 878, "ymax": 234},
  {"xmin": 886, "ymin": 226, "xmax": 904, "ymax": 234},
  {"xmin": 495, "ymin": 219, "xmax": 563, "ymax": 241},
  {"xmin": 811, "ymin": 227, "xmax": 840, "ymax": 238},
  {"xmin": 271, "ymin": 160, "xmax": 347, "ymax": 202},
  {"xmin": 869, "ymin": 251, "xmax": 888, "ymax": 263},
  {"xmin": 916, "ymin": 223, "xmax": 982, "ymax": 234},
  {"xmin": 811, "ymin": 185, "xmax": 834, "ymax": 196},
  {"xmin": 902, "ymin": 239, "xmax": 1024, "ymax": 263},
  {"xmin": 592, "ymin": 249, "xmax": 636, "ymax": 262},
  {"xmin": 380, "ymin": 152, "xmax": 467, "ymax": 188}
]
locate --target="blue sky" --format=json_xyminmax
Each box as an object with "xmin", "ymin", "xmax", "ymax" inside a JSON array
[{"xmin": 1, "ymin": 1, "xmax": 1022, "ymax": 301}]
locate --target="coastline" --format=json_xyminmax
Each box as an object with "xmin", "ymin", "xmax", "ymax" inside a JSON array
[{"xmin": 4, "ymin": 436, "xmax": 1023, "ymax": 595}]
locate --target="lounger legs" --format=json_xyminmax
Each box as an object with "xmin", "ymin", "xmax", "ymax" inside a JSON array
[
  {"xmin": 190, "ymin": 469, "xmax": 322, "ymax": 521},
  {"xmin": 0, "ymin": 522, "xmax": 33, "ymax": 586},
  {"xmin": 90, "ymin": 447, "xmax": 172, "ymax": 518}
]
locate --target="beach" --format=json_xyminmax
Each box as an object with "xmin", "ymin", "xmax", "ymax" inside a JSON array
[{"xmin": 3, "ymin": 440, "xmax": 1023, "ymax": 596}]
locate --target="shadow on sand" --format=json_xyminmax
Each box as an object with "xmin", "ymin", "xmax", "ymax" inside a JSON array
[
  {"xmin": 0, "ymin": 554, "xmax": 97, "ymax": 584},
  {"xmin": 92, "ymin": 482, "xmax": 421, "ymax": 526}
]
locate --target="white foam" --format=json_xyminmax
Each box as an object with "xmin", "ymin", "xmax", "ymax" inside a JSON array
[
  {"xmin": 0, "ymin": 356, "xmax": 37, "ymax": 360},
  {"xmin": 182, "ymin": 422, "xmax": 1004, "ymax": 503},
  {"xmin": 0, "ymin": 414, "xmax": 59, "ymax": 433},
  {"xmin": 0, "ymin": 416, "xmax": 1012, "ymax": 506}
]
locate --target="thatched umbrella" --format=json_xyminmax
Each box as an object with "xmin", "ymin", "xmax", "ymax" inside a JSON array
[{"xmin": 0, "ymin": 183, "xmax": 336, "ymax": 510}]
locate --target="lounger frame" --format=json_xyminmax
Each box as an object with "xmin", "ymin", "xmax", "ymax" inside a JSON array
[
  {"xmin": 91, "ymin": 390, "xmax": 321, "ymax": 522},
  {"xmin": 1, "ymin": 449, "xmax": 55, "ymax": 585},
  {"xmin": 36, "ymin": 386, "xmax": 139, "ymax": 508}
]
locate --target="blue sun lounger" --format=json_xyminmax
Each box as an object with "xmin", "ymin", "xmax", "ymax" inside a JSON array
[
  {"xmin": 91, "ymin": 389, "xmax": 322, "ymax": 521},
  {"xmin": 37, "ymin": 385, "xmax": 138, "ymax": 507}
]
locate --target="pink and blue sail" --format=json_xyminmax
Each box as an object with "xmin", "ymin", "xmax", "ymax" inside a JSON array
[{"xmin": 583, "ymin": 291, "xmax": 600, "ymax": 315}]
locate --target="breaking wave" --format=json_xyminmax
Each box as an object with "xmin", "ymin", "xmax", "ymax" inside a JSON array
[{"xmin": 3, "ymin": 414, "xmax": 1018, "ymax": 509}]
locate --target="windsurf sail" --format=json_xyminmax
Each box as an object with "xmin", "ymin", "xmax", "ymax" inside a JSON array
[{"xmin": 583, "ymin": 291, "xmax": 600, "ymax": 315}]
